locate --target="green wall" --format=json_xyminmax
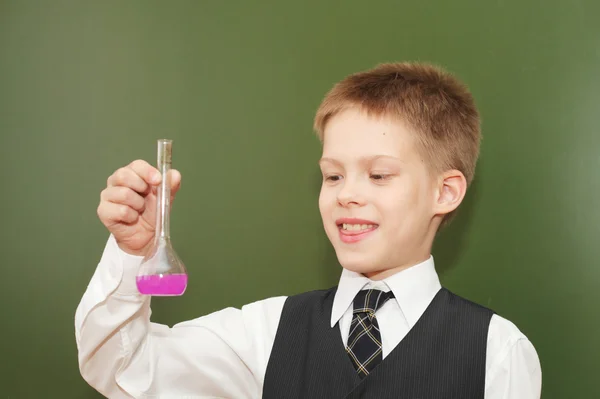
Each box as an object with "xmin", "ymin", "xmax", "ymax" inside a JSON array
[{"xmin": 1, "ymin": 1, "xmax": 598, "ymax": 397}]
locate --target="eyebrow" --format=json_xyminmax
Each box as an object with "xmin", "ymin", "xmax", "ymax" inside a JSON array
[{"xmin": 318, "ymin": 155, "xmax": 402, "ymax": 166}]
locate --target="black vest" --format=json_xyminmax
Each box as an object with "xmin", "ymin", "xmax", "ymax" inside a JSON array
[{"xmin": 262, "ymin": 287, "xmax": 494, "ymax": 399}]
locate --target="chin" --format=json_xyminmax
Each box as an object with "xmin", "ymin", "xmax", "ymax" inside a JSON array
[{"xmin": 335, "ymin": 251, "xmax": 380, "ymax": 275}]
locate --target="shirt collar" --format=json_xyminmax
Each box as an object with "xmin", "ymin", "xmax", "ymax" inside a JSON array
[{"xmin": 330, "ymin": 255, "xmax": 442, "ymax": 328}]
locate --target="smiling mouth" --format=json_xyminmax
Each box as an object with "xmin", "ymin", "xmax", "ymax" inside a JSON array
[
  {"xmin": 336, "ymin": 223, "xmax": 379, "ymax": 243},
  {"xmin": 338, "ymin": 223, "xmax": 377, "ymax": 233}
]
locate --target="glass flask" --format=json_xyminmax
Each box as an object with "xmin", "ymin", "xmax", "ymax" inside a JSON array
[{"xmin": 135, "ymin": 139, "xmax": 188, "ymax": 296}]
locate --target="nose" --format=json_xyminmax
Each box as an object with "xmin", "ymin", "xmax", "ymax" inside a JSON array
[{"xmin": 337, "ymin": 179, "xmax": 365, "ymax": 207}]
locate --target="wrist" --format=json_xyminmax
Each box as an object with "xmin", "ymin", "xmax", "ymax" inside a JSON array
[{"xmin": 108, "ymin": 235, "xmax": 145, "ymax": 296}]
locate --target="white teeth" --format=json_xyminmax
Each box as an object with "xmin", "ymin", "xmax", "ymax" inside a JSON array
[{"xmin": 342, "ymin": 223, "xmax": 375, "ymax": 231}]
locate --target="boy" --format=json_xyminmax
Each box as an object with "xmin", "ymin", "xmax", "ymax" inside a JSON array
[{"xmin": 75, "ymin": 62, "xmax": 541, "ymax": 398}]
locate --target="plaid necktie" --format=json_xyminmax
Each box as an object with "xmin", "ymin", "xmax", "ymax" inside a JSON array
[{"xmin": 346, "ymin": 289, "xmax": 395, "ymax": 378}]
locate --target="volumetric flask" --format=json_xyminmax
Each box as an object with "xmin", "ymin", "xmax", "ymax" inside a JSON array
[{"xmin": 136, "ymin": 139, "xmax": 188, "ymax": 296}]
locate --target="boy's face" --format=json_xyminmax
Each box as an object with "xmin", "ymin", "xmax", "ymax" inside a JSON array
[{"xmin": 318, "ymin": 107, "xmax": 451, "ymax": 280}]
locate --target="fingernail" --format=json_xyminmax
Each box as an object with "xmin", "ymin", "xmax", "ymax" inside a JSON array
[{"xmin": 152, "ymin": 172, "xmax": 161, "ymax": 183}]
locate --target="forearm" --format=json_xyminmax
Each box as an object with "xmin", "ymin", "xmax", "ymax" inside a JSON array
[{"xmin": 75, "ymin": 235, "xmax": 151, "ymax": 398}]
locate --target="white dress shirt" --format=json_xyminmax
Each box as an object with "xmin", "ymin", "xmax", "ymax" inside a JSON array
[{"xmin": 75, "ymin": 234, "xmax": 542, "ymax": 398}]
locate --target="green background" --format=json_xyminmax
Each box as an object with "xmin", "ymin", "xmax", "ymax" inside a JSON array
[{"xmin": 1, "ymin": 0, "xmax": 598, "ymax": 397}]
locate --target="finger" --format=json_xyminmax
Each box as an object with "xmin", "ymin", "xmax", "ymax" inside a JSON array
[
  {"xmin": 101, "ymin": 186, "xmax": 146, "ymax": 213},
  {"xmin": 107, "ymin": 164, "xmax": 150, "ymax": 194},
  {"xmin": 128, "ymin": 159, "xmax": 161, "ymax": 186},
  {"xmin": 170, "ymin": 169, "xmax": 182, "ymax": 196},
  {"xmin": 97, "ymin": 202, "xmax": 139, "ymax": 225}
]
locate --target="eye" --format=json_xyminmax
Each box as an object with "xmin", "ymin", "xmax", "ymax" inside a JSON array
[
  {"xmin": 324, "ymin": 174, "xmax": 342, "ymax": 182},
  {"xmin": 370, "ymin": 174, "xmax": 391, "ymax": 181}
]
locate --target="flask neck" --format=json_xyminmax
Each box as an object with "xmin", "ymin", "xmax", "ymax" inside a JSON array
[{"xmin": 155, "ymin": 141, "xmax": 172, "ymax": 240}]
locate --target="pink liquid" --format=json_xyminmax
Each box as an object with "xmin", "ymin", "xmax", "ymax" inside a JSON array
[{"xmin": 136, "ymin": 273, "xmax": 188, "ymax": 296}]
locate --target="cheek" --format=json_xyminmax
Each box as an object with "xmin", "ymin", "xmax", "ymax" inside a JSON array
[
  {"xmin": 318, "ymin": 187, "xmax": 332, "ymax": 216},
  {"xmin": 379, "ymin": 187, "xmax": 421, "ymax": 225}
]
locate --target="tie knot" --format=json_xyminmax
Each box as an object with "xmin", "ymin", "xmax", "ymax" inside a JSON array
[{"xmin": 352, "ymin": 289, "xmax": 395, "ymax": 319}]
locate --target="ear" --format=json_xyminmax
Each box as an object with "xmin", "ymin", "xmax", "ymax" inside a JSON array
[{"xmin": 433, "ymin": 169, "xmax": 467, "ymax": 216}]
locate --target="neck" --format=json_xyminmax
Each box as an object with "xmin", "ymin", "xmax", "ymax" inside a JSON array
[{"xmin": 155, "ymin": 168, "xmax": 171, "ymax": 239}]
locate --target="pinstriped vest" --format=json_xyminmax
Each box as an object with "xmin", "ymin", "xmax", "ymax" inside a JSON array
[{"xmin": 262, "ymin": 287, "xmax": 494, "ymax": 399}]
